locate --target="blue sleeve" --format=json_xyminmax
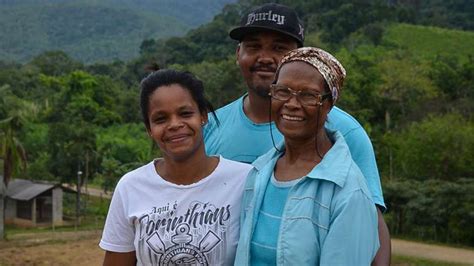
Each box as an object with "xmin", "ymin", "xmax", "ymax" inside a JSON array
[
  {"xmin": 343, "ymin": 127, "xmax": 386, "ymax": 211},
  {"xmin": 203, "ymin": 112, "xmax": 219, "ymax": 156},
  {"xmin": 320, "ymin": 190, "xmax": 379, "ymax": 265}
]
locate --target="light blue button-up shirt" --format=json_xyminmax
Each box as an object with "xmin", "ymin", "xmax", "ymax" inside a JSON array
[{"xmin": 235, "ymin": 130, "xmax": 379, "ymax": 265}]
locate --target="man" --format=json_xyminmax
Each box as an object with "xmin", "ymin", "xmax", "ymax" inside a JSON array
[{"xmin": 204, "ymin": 3, "xmax": 390, "ymax": 265}]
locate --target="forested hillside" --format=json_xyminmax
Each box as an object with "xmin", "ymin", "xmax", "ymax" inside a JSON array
[
  {"xmin": 1, "ymin": 0, "xmax": 473, "ymax": 246},
  {"xmin": 0, "ymin": 0, "xmax": 235, "ymax": 63}
]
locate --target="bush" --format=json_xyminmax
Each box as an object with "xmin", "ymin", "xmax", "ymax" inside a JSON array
[
  {"xmin": 384, "ymin": 178, "xmax": 474, "ymax": 246},
  {"xmin": 384, "ymin": 113, "xmax": 474, "ymax": 180}
]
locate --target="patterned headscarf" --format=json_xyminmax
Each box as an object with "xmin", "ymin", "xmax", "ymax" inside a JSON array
[{"xmin": 275, "ymin": 47, "xmax": 346, "ymax": 105}]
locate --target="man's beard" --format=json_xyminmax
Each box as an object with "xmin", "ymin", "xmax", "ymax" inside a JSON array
[
  {"xmin": 251, "ymin": 84, "xmax": 271, "ymax": 98},
  {"xmin": 248, "ymin": 63, "xmax": 276, "ymax": 99}
]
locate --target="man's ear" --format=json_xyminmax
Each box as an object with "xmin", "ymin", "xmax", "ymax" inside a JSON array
[{"xmin": 235, "ymin": 44, "xmax": 241, "ymax": 64}]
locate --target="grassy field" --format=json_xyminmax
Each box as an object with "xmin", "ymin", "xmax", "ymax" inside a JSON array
[{"xmin": 383, "ymin": 23, "xmax": 474, "ymax": 62}]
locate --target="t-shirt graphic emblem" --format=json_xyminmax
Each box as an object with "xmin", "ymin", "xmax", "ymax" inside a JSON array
[{"xmin": 146, "ymin": 223, "xmax": 221, "ymax": 265}]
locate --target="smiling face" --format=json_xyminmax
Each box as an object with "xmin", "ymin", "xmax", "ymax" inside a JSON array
[
  {"xmin": 147, "ymin": 84, "xmax": 207, "ymax": 162},
  {"xmin": 237, "ymin": 30, "xmax": 298, "ymax": 98},
  {"xmin": 272, "ymin": 61, "xmax": 331, "ymax": 141}
]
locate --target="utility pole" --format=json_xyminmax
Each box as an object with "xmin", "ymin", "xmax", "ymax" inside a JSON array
[
  {"xmin": 0, "ymin": 175, "xmax": 5, "ymax": 240},
  {"xmin": 75, "ymin": 169, "xmax": 82, "ymax": 229}
]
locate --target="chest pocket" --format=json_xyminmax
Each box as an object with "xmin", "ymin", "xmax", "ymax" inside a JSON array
[
  {"xmin": 284, "ymin": 182, "xmax": 332, "ymax": 242},
  {"xmin": 286, "ymin": 197, "xmax": 330, "ymax": 227}
]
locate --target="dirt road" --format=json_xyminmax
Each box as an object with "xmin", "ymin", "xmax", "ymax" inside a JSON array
[
  {"xmin": 62, "ymin": 184, "xmax": 112, "ymax": 199},
  {"xmin": 1, "ymin": 232, "xmax": 473, "ymax": 265},
  {"xmin": 392, "ymin": 239, "xmax": 474, "ymax": 265}
]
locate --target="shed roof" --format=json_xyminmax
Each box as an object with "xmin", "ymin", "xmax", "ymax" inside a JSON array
[{"xmin": 6, "ymin": 179, "xmax": 57, "ymax": 201}]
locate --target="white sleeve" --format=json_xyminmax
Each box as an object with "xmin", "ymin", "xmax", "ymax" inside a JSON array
[{"xmin": 99, "ymin": 184, "xmax": 136, "ymax": 252}]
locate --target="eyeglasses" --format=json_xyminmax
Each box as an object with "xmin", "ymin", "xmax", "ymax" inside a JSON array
[{"xmin": 269, "ymin": 84, "xmax": 332, "ymax": 106}]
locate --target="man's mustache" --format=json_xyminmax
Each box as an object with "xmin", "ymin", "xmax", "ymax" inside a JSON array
[{"xmin": 250, "ymin": 64, "xmax": 276, "ymax": 73}]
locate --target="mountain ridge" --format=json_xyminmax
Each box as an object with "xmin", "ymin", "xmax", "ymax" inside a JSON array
[{"xmin": 0, "ymin": 0, "xmax": 236, "ymax": 63}]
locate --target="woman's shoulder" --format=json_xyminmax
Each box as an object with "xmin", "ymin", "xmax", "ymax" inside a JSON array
[
  {"xmin": 217, "ymin": 156, "xmax": 253, "ymax": 175},
  {"xmin": 114, "ymin": 160, "xmax": 156, "ymax": 188},
  {"xmin": 199, "ymin": 157, "xmax": 253, "ymax": 190},
  {"xmin": 331, "ymin": 161, "xmax": 374, "ymax": 207},
  {"xmin": 322, "ymin": 132, "xmax": 373, "ymax": 198}
]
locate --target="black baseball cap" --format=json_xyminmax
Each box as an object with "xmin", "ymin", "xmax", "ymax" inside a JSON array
[{"xmin": 229, "ymin": 3, "xmax": 304, "ymax": 47}]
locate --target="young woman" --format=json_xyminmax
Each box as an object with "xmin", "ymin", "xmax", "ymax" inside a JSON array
[
  {"xmin": 235, "ymin": 47, "xmax": 379, "ymax": 265},
  {"xmin": 100, "ymin": 69, "xmax": 252, "ymax": 265}
]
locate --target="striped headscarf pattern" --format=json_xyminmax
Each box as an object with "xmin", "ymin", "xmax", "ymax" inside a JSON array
[{"xmin": 275, "ymin": 47, "xmax": 346, "ymax": 105}]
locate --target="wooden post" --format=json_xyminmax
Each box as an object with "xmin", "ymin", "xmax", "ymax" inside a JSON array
[
  {"xmin": 0, "ymin": 195, "xmax": 4, "ymax": 240},
  {"xmin": 32, "ymin": 198, "xmax": 37, "ymax": 226}
]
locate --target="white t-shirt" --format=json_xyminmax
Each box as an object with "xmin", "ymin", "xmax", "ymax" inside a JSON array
[{"xmin": 99, "ymin": 156, "xmax": 252, "ymax": 266}]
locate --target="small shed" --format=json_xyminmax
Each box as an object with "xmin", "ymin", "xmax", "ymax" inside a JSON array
[{"xmin": 5, "ymin": 178, "xmax": 70, "ymax": 227}]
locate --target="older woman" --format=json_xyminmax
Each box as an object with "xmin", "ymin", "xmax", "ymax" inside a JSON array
[{"xmin": 235, "ymin": 47, "xmax": 379, "ymax": 265}]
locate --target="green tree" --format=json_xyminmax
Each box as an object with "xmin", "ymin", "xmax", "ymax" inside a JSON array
[
  {"xmin": 386, "ymin": 113, "xmax": 474, "ymax": 180},
  {"xmin": 0, "ymin": 85, "xmax": 36, "ymax": 240},
  {"xmin": 95, "ymin": 123, "xmax": 153, "ymax": 192},
  {"xmin": 29, "ymin": 51, "xmax": 83, "ymax": 76},
  {"xmin": 0, "ymin": 85, "xmax": 36, "ymax": 184},
  {"xmin": 18, "ymin": 123, "xmax": 54, "ymax": 181},
  {"xmin": 172, "ymin": 57, "xmax": 246, "ymax": 108},
  {"xmin": 44, "ymin": 71, "xmax": 122, "ymax": 184},
  {"xmin": 377, "ymin": 52, "xmax": 438, "ymax": 129},
  {"xmin": 430, "ymin": 55, "xmax": 474, "ymax": 115},
  {"xmin": 136, "ymin": 3, "xmax": 240, "ymax": 67},
  {"xmin": 384, "ymin": 178, "xmax": 474, "ymax": 245},
  {"xmin": 383, "ymin": 179, "xmax": 419, "ymax": 235}
]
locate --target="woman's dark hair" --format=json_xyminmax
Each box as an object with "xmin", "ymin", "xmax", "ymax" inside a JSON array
[{"xmin": 140, "ymin": 67, "xmax": 218, "ymax": 130}]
